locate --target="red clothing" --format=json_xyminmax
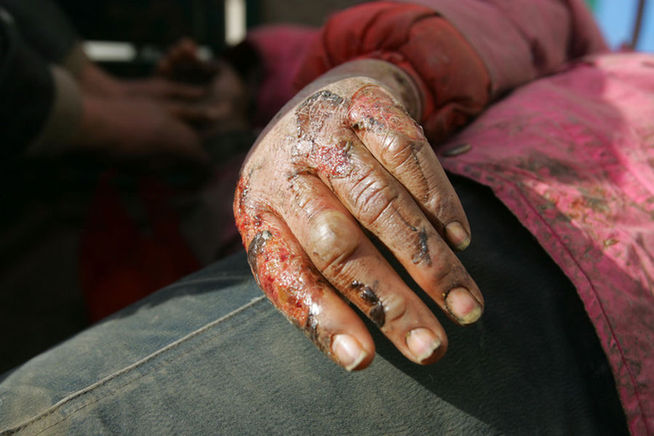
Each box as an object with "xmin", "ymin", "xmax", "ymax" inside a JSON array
[
  {"xmin": 295, "ymin": 2, "xmax": 491, "ymax": 142},
  {"xmin": 294, "ymin": 1, "xmax": 653, "ymax": 433},
  {"xmin": 295, "ymin": 0, "xmax": 607, "ymax": 140}
]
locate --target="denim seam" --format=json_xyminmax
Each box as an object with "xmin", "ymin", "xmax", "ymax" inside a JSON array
[
  {"xmin": 161, "ymin": 274, "xmax": 253, "ymax": 291},
  {"xmin": 2, "ymin": 294, "xmax": 269, "ymax": 435}
]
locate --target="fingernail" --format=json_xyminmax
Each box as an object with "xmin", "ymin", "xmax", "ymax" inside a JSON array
[
  {"xmin": 445, "ymin": 222, "xmax": 470, "ymax": 251},
  {"xmin": 406, "ymin": 328, "xmax": 441, "ymax": 363},
  {"xmin": 332, "ymin": 334, "xmax": 368, "ymax": 371},
  {"xmin": 445, "ymin": 287, "xmax": 483, "ymax": 325}
]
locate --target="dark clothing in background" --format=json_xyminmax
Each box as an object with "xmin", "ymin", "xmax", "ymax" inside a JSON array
[
  {"xmin": 0, "ymin": 7, "xmax": 54, "ymax": 155},
  {"xmin": 0, "ymin": 0, "xmax": 80, "ymax": 157},
  {"xmin": 1, "ymin": 0, "xmax": 77, "ymax": 62}
]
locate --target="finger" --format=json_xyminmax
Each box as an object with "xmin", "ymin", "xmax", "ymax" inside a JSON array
[
  {"xmin": 125, "ymin": 79, "xmax": 207, "ymax": 101},
  {"xmin": 167, "ymin": 103, "xmax": 215, "ymax": 123},
  {"xmin": 328, "ymin": 137, "xmax": 483, "ymax": 325},
  {"xmin": 348, "ymin": 85, "xmax": 471, "ymax": 250},
  {"xmin": 171, "ymin": 38, "xmax": 200, "ymax": 64},
  {"xmin": 161, "ymin": 82, "xmax": 207, "ymax": 100},
  {"xmin": 166, "ymin": 102, "xmax": 232, "ymax": 131},
  {"xmin": 157, "ymin": 57, "xmax": 172, "ymax": 76},
  {"xmin": 293, "ymin": 91, "xmax": 483, "ymax": 325},
  {"xmin": 278, "ymin": 173, "xmax": 448, "ymax": 364},
  {"xmin": 159, "ymin": 38, "xmax": 215, "ymax": 84},
  {"xmin": 159, "ymin": 38, "xmax": 198, "ymax": 75},
  {"xmin": 233, "ymin": 195, "xmax": 375, "ymax": 371},
  {"xmin": 150, "ymin": 79, "xmax": 206, "ymax": 100},
  {"xmin": 152, "ymin": 122, "xmax": 209, "ymax": 164}
]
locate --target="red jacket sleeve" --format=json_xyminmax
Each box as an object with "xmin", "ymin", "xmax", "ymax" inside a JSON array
[
  {"xmin": 404, "ymin": 0, "xmax": 608, "ymax": 95},
  {"xmin": 295, "ymin": 0, "xmax": 608, "ymax": 142}
]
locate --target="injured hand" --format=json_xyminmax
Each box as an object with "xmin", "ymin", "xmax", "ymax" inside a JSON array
[{"xmin": 234, "ymin": 60, "xmax": 483, "ymax": 371}]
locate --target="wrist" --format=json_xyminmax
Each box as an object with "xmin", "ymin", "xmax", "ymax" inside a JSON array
[
  {"xmin": 319, "ymin": 60, "xmax": 422, "ymax": 119},
  {"xmin": 295, "ymin": 60, "xmax": 422, "ymax": 120},
  {"xmin": 248, "ymin": 60, "xmax": 424, "ymax": 163}
]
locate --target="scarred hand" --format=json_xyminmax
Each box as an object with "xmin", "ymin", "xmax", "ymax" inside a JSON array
[{"xmin": 234, "ymin": 60, "xmax": 483, "ymax": 371}]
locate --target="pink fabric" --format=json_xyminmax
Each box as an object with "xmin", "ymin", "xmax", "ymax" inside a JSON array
[
  {"xmin": 246, "ymin": 25, "xmax": 319, "ymax": 127},
  {"xmin": 438, "ymin": 53, "xmax": 654, "ymax": 434},
  {"xmin": 403, "ymin": 0, "xmax": 608, "ymax": 96}
]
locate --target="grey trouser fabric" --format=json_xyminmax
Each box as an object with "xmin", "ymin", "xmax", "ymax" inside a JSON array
[{"xmin": 0, "ymin": 177, "xmax": 627, "ymax": 435}]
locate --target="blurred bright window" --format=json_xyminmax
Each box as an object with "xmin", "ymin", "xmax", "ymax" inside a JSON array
[{"xmin": 589, "ymin": 0, "xmax": 653, "ymax": 51}]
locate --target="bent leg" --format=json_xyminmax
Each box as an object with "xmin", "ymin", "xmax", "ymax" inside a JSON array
[{"xmin": 0, "ymin": 177, "xmax": 627, "ymax": 435}]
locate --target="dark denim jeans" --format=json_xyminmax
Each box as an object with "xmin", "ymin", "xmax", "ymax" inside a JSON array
[{"xmin": 0, "ymin": 177, "xmax": 627, "ymax": 435}]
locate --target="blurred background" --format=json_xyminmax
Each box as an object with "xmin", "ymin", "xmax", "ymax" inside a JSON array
[
  {"xmin": 591, "ymin": 0, "xmax": 653, "ymax": 51},
  {"xmin": 57, "ymin": 0, "xmax": 654, "ymax": 68},
  {"xmin": 0, "ymin": 0, "xmax": 652, "ymax": 374},
  {"xmin": 49, "ymin": 0, "xmax": 654, "ymax": 82}
]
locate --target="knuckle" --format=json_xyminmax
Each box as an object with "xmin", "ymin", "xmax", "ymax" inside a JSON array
[
  {"xmin": 380, "ymin": 136, "xmax": 424, "ymax": 169},
  {"xmin": 365, "ymin": 190, "xmax": 399, "ymax": 229},
  {"xmin": 432, "ymin": 259, "xmax": 469, "ymax": 292},
  {"xmin": 426, "ymin": 189, "xmax": 461, "ymax": 224},
  {"xmin": 351, "ymin": 173, "xmax": 398, "ymax": 228},
  {"xmin": 425, "ymin": 189, "xmax": 451, "ymax": 219},
  {"xmin": 308, "ymin": 210, "xmax": 361, "ymax": 273},
  {"xmin": 382, "ymin": 293, "xmax": 408, "ymax": 325}
]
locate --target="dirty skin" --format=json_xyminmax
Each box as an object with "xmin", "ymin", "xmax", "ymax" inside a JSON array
[
  {"xmin": 247, "ymin": 230, "xmax": 272, "ymax": 272},
  {"xmin": 415, "ymin": 227, "xmax": 431, "ymax": 265},
  {"xmin": 236, "ymin": 89, "xmax": 394, "ymax": 357},
  {"xmin": 349, "ymin": 85, "xmax": 431, "ymax": 203},
  {"xmin": 303, "ymin": 305, "xmax": 333, "ymax": 354},
  {"xmin": 294, "ymin": 90, "xmax": 356, "ymax": 180},
  {"xmin": 234, "ymin": 82, "xmax": 440, "ymax": 362},
  {"xmin": 350, "ymin": 86, "xmax": 435, "ymax": 265},
  {"xmin": 235, "ymin": 177, "xmax": 329, "ymax": 350},
  {"xmin": 304, "ymin": 312, "xmax": 320, "ymax": 347},
  {"xmin": 296, "ymin": 90, "xmax": 346, "ymax": 141},
  {"xmin": 351, "ymin": 280, "xmax": 386, "ymax": 327},
  {"xmin": 233, "ymin": 176, "xmax": 252, "ymax": 245},
  {"xmin": 246, "ymin": 227, "xmax": 331, "ymax": 351},
  {"xmin": 349, "ymin": 85, "xmax": 423, "ymax": 140},
  {"xmin": 391, "ymin": 206, "xmax": 432, "ymax": 266}
]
